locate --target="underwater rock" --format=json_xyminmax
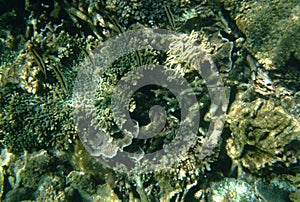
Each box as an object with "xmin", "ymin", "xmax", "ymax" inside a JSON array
[
  {"xmin": 290, "ymin": 189, "xmax": 300, "ymax": 202},
  {"xmin": 226, "ymin": 89, "xmax": 300, "ymax": 174},
  {"xmin": 71, "ymin": 140, "xmax": 110, "ymax": 175},
  {"xmin": 0, "ymin": 146, "xmax": 120, "ymax": 201},
  {"xmin": 221, "ymin": 0, "xmax": 300, "ymax": 69},
  {"xmin": 255, "ymin": 179, "xmax": 294, "ymax": 202},
  {"xmin": 66, "ymin": 171, "xmax": 119, "ymax": 202},
  {"xmin": 0, "ymin": 149, "xmax": 74, "ymax": 200},
  {"xmin": 3, "ymin": 187, "xmax": 35, "ymax": 202},
  {"xmin": 70, "ymin": 140, "xmax": 117, "ymax": 188},
  {"xmin": 7, "ymin": 150, "xmax": 52, "ymax": 189}
]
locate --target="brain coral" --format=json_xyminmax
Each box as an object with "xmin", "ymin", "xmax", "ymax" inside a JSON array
[{"xmin": 226, "ymin": 90, "xmax": 300, "ymax": 174}]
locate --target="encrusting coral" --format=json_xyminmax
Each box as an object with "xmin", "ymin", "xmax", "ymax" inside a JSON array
[{"xmin": 221, "ymin": 0, "xmax": 300, "ymax": 70}]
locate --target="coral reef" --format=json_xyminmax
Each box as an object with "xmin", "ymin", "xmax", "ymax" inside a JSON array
[{"xmin": 0, "ymin": 0, "xmax": 299, "ymax": 201}]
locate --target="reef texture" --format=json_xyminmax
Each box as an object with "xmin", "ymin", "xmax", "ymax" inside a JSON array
[
  {"xmin": 221, "ymin": 0, "xmax": 300, "ymax": 70},
  {"xmin": 227, "ymin": 89, "xmax": 300, "ymax": 175},
  {"xmin": 0, "ymin": 0, "xmax": 300, "ymax": 201}
]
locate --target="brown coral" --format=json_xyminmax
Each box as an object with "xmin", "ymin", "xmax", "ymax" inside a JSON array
[{"xmin": 226, "ymin": 90, "xmax": 300, "ymax": 174}]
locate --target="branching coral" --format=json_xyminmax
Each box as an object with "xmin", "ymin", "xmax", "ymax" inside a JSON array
[
  {"xmin": 0, "ymin": 85, "xmax": 76, "ymax": 153},
  {"xmin": 72, "ymin": 28, "xmax": 228, "ymax": 175}
]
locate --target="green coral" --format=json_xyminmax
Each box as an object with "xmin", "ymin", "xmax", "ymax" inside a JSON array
[
  {"xmin": 0, "ymin": 85, "xmax": 76, "ymax": 153},
  {"xmin": 0, "ymin": 0, "xmax": 94, "ymax": 154}
]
